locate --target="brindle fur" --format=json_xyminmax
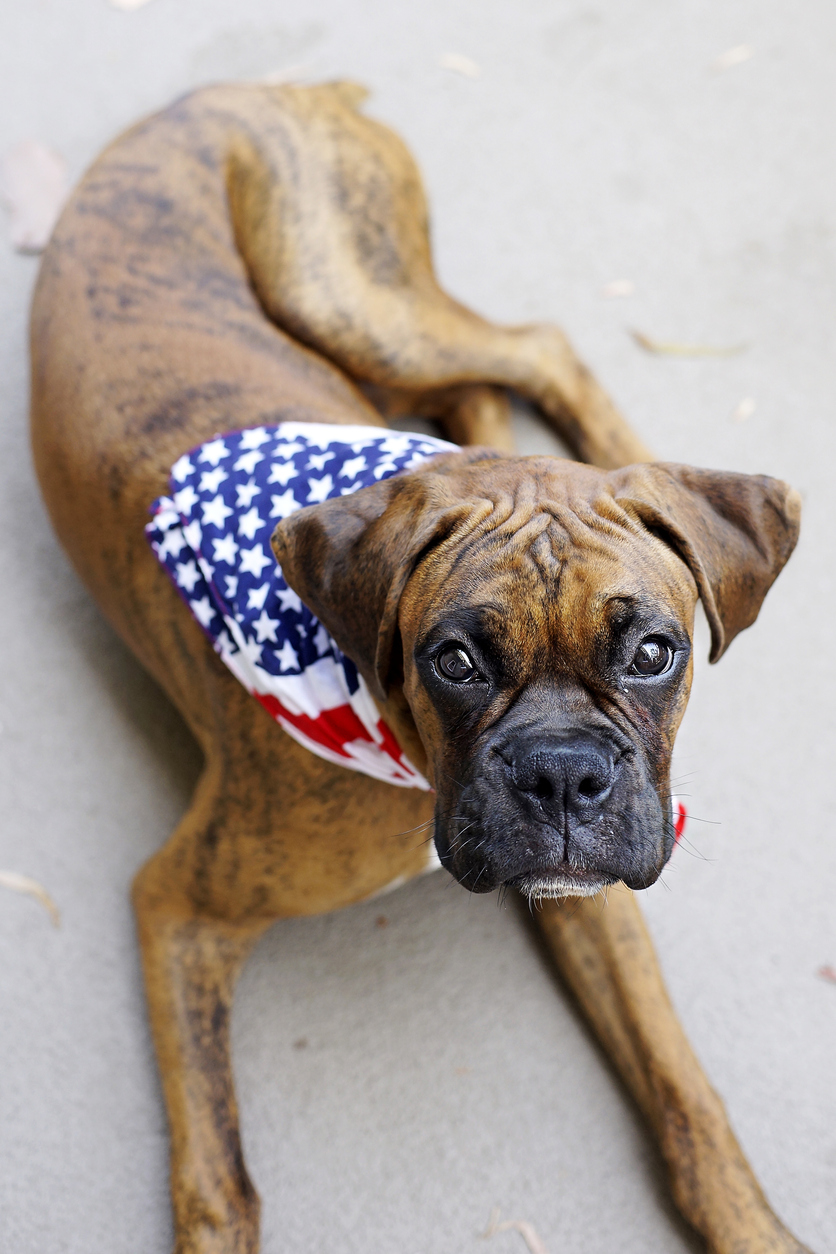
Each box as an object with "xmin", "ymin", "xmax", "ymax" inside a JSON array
[{"xmin": 30, "ymin": 82, "xmax": 808, "ymax": 1254}]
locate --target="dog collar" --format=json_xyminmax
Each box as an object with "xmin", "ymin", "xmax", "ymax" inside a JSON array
[
  {"xmin": 673, "ymin": 799, "xmax": 687, "ymax": 846},
  {"xmin": 147, "ymin": 422, "xmax": 457, "ymax": 790}
]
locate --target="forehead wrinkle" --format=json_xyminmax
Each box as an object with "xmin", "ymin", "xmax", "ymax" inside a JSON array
[
  {"xmin": 418, "ymin": 487, "xmax": 538, "ymax": 588},
  {"xmin": 560, "ymin": 520, "xmax": 696, "ymax": 612},
  {"xmin": 427, "ymin": 557, "xmax": 552, "ymax": 651},
  {"xmin": 418, "ymin": 474, "xmax": 685, "ymax": 633},
  {"xmin": 427, "ymin": 511, "xmax": 572, "ymax": 638}
]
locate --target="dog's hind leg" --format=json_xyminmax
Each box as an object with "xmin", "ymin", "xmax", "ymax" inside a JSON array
[
  {"xmin": 226, "ymin": 82, "xmax": 649, "ymax": 469},
  {"xmin": 132, "ymin": 767, "xmax": 271, "ymax": 1254},
  {"xmin": 365, "ymin": 380, "xmax": 516, "ymax": 451},
  {"xmin": 432, "ymin": 384, "xmax": 516, "ymax": 451},
  {"xmin": 534, "ymin": 889, "xmax": 812, "ymax": 1254}
]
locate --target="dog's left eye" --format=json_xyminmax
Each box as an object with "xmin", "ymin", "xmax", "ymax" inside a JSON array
[
  {"xmin": 435, "ymin": 646, "xmax": 478, "ymax": 682},
  {"xmin": 631, "ymin": 637, "xmax": 675, "ymax": 677}
]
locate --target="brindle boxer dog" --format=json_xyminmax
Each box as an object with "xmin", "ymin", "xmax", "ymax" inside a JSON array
[{"xmin": 30, "ymin": 82, "xmax": 807, "ymax": 1254}]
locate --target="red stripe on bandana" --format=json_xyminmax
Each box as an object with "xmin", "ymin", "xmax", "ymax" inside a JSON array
[
  {"xmin": 374, "ymin": 717, "xmax": 411, "ymax": 765},
  {"xmin": 255, "ymin": 693, "xmax": 373, "ymax": 759},
  {"xmin": 254, "ymin": 692, "xmax": 418, "ymax": 781}
]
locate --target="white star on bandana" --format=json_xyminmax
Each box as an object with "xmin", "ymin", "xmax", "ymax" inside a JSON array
[{"xmin": 199, "ymin": 438, "xmax": 228, "ymax": 466}]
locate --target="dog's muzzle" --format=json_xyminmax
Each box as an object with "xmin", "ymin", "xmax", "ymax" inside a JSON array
[{"xmin": 434, "ymin": 728, "xmax": 668, "ymax": 899}]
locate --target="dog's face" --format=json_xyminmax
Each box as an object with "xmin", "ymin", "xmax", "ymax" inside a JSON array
[
  {"xmin": 395, "ymin": 478, "xmax": 697, "ymax": 897},
  {"xmin": 273, "ymin": 452, "xmax": 799, "ymax": 899}
]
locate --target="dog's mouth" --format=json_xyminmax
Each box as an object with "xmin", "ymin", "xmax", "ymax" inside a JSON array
[
  {"xmin": 505, "ymin": 863, "xmax": 616, "ymax": 901},
  {"xmin": 433, "ymin": 735, "xmax": 674, "ymax": 900}
]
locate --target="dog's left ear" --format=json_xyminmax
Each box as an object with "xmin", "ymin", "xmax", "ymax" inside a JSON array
[
  {"xmin": 271, "ymin": 450, "xmax": 495, "ymax": 699},
  {"xmin": 610, "ymin": 463, "xmax": 801, "ymax": 661}
]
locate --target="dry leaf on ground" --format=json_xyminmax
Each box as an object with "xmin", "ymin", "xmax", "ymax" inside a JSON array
[
  {"xmin": 440, "ymin": 52, "xmax": 481, "ymax": 79},
  {"xmin": 1, "ymin": 140, "xmax": 69, "ymax": 254},
  {"xmin": 731, "ymin": 397, "xmax": 756, "ymax": 422},
  {"xmin": 711, "ymin": 44, "xmax": 754, "ymax": 73},
  {"xmin": 482, "ymin": 1208, "xmax": 549, "ymax": 1254},
  {"xmin": 817, "ymin": 965, "xmax": 836, "ymax": 986},
  {"xmin": 602, "ymin": 279, "xmax": 634, "ymax": 299},
  {"xmin": 263, "ymin": 63, "xmax": 315, "ymax": 84},
  {"xmin": 0, "ymin": 870, "xmax": 61, "ymax": 927},
  {"xmin": 630, "ymin": 330, "xmax": 747, "ymax": 358}
]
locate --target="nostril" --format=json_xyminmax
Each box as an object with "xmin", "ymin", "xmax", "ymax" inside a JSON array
[
  {"xmin": 577, "ymin": 774, "xmax": 604, "ymax": 799},
  {"xmin": 533, "ymin": 776, "xmax": 553, "ymax": 801}
]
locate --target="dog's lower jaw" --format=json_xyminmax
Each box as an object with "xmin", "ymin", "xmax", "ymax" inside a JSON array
[
  {"xmin": 432, "ymin": 789, "xmax": 670, "ymax": 898},
  {"xmin": 434, "ymin": 823, "xmax": 619, "ymax": 900},
  {"xmin": 509, "ymin": 868, "xmax": 616, "ymax": 901}
]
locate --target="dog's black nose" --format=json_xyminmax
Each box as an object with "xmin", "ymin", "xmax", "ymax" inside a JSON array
[{"xmin": 511, "ymin": 739, "xmax": 616, "ymax": 819}]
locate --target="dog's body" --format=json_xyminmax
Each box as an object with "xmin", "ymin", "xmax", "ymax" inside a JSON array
[{"xmin": 30, "ymin": 83, "xmax": 809, "ymax": 1254}]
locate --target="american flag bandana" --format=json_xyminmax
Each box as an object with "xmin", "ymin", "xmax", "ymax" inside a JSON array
[{"xmin": 146, "ymin": 422, "xmax": 457, "ymax": 789}]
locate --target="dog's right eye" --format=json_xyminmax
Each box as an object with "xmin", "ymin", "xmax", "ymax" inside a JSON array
[
  {"xmin": 435, "ymin": 646, "xmax": 478, "ymax": 682},
  {"xmin": 630, "ymin": 636, "xmax": 675, "ymax": 677}
]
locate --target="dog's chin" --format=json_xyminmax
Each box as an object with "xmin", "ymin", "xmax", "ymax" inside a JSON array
[{"xmin": 506, "ymin": 866, "xmax": 617, "ymax": 901}]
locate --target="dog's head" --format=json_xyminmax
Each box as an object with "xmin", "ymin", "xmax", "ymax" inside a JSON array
[{"xmin": 272, "ymin": 451, "xmax": 799, "ymax": 899}]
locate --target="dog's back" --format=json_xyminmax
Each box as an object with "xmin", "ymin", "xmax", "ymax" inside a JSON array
[{"xmin": 30, "ymin": 84, "xmax": 386, "ymax": 706}]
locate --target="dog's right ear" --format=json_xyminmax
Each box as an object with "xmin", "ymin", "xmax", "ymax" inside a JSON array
[
  {"xmin": 610, "ymin": 462, "xmax": 801, "ymax": 661},
  {"xmin": 271, "ymin": 450, "xmax": 492, "ymax": 700}
]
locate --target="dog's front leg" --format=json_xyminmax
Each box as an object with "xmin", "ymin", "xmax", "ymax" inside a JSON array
[
  {"xmin": 535, "ymin": 889, "xmax": 812, "ymax": 1254},
  {"xmin": 134, "ymin": 839, "xmax": 271, "ymax": 1254}
]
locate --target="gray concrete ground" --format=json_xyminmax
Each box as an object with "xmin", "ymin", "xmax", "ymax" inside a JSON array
[{"xmin": 1, "ymin": 2, "xmax": 834, "ymax": 1251}]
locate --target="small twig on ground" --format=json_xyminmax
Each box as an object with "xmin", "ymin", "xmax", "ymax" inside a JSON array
[
  {"xmin": 263, "ymin": 63, "xmax": 316, "ymax": 84},
  {"xmin": 731, "ymin": 397, "xmax": 756, "ymax": 422},
  {"xmin": 0, "ymin": 870, "xmax": 61, "ymax": 927},
  {"xmin": 601, "ymin": 279, "xmax": 634, "ymax": 299},
  {"xmin": 482, "ymin": 1208, "xmax": 549, "ymax": 1254},
  {"xmin": 440, "ymin": 52, "xmax": 481, "ymax": 79},
  {"xmin": 711, "ymin": 45, "xmax": 754, "ymax": 73},
  {"xmin": 630, "ymin": 329, "xmax": 747, "ymax": 357}
]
